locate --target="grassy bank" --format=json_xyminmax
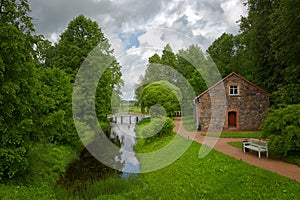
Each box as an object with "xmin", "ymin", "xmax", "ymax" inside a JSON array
[
  {"xmin": 0, "ymin": 143, "xmax": 78, "ymax": 199},
  {"xmin": 1, "ymin": 124, "xmax": 300, "ymax": 199}
]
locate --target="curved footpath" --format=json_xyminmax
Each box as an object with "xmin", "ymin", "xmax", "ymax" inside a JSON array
[{"xmin": 173, "ymin": 118, "xmax": 300, "ymax": 183}]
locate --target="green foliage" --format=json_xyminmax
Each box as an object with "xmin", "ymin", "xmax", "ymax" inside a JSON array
[
  {"xmin": 95, "ymin": 60, "xmax": 123, "ymax": 121},
  {"xmin": 207, "ymin": 0, "xmax": 300, "ymax": 105},
  {"xmin": 207, "ymin": 33, "xmax": 248, "ymax": 78},
  {"xmin": 272, "ymin": 83, "xmax": 300, "ymax": 106},
  {"xmin": 140, "ymin": 80, "xmax": 181, "ymax": 116},
  {"xmin": 269, "ymin": 0, "xmax": 300, "ymax": 68},
  {"xmin": 0, "ymin": 9, "xmax": 122, "ymax": 181},
  {"xmin": 176, "ymin": 45, "xmax": 210, "ymax": 93},
  {"xmin": 0, "ymin": 0, "xmax": 34, "ymax": 33},
  {"xmin": 0, "ymin": 143, "xmax": 77, "ymax": 199},
  {"xmin": 262, "ymin": 104, "xmax": 300, "ymax": 157},
  {"xmin": 52, "ymin": 14, "xmax": 106, "ymax": 78},
  {"xmin": 239, "ymin": 0, "xmax": 278, "ymax": 92},
  {"xmin": 0, "ymin": 0, "xmax": 37, "ymax": 180},
  {"xmin": 135, "ymin": 44, "xmax": 212, "ymax": 108},
  {"xmin": 31, "ymin": 67, "xmax": 77, "ymax": 145},
  {"xmin": 268, "ymin": 0, "xmax": 300, "ymax": 105},
  {"xmin": 135, "ymin": 117, "xmax": 174, "ymax": 143},
  {"xmin": 55, "ymin": 15, "xmax": 123, "ymax": 123}
]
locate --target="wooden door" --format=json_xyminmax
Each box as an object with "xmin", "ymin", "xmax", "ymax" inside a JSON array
[{"xmin": 228, "ymin": 111, "xmax": 237, "ymax": 128}]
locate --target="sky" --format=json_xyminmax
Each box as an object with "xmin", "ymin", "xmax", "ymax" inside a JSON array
[{"xmin": 29, "ymin": 0, "xmax": 248, "ymax": 100}]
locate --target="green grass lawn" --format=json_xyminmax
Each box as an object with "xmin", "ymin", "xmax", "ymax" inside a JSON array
[
  {"xmin": 203, "ymin": 131, "xmax": 263, "ymax": 138},
  {"xmin": 131, "ymin": 137, "xmax": 300, "ymax": 199},
  {"xmin": 1, "ymin": 133, "xmax": 300, "ymax": 199},
  {"xmin": 228, "ymin": 141, "xmax": 243, "ymax": 149}
]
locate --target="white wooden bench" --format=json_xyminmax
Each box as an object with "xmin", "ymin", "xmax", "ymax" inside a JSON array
[{"xmin": 243, "ymin": 138, "xmax": 268, "ymax": 158}]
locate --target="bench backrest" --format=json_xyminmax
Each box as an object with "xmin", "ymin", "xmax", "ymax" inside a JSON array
[{"xmin": 250, "ymin": 138, "xmax": 268, "ymax": 147}]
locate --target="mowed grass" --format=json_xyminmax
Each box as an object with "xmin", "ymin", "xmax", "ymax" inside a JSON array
[
  {"xmin": 132, "ymin": 136, "xmax": 300, "ymax": 199},
  {"xmin": 228, "ymin": 141, "xmax": 243, "ymax": 149},
  {"xmin": 1, "ymin": 134, "xmax": 300, "ymax": 199},
  {"xmin": 203, "ymin": 131, "xmax": 263, "ymax": 138}
]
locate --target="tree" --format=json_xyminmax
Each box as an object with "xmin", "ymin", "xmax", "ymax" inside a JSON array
[
  {"xmin": 269, "ymin": 0, "xmax": 300, "ymax": 106},
  {"xmin": 135, "ymin": 44, "xmax": 221, "ymax": 119},
  {"xmin": 0, "ymin": 0, "xmax": 34, "ymax": 33},
  {"xmin": 33, "ymin": 35, "xmax": 56, "ymax": 68},
  {"xmin": 0, "ymin": 0, "xmax": 36, "ymax": 179},
  {"xmin": 135, "ymin": 48, "xmax": 177, "ymax": 107},
  {"xmin": 262, "ymin": 104, "xmax": 300, "ymax": 157},
  {"xmin": 239, "ymin": 0, "xmax": 279, "ymax": 92},
  {"xmin": 207, "ymin": 33, "xmax": 248, "ymax": 78},
  {"xmin": 177, "ymin": 45, "xmax": 212, "ymax": 94},
  {"xmin": 52, "ymin": 15, "xmax": 123, "ymax": 123},
  {"xmin": 52, "ymin": 15, "xmax": 107, "ymax": 79},
  {"xmin": 143, "ymin": 48, "xmax": 177, "ymax": 85},
  {"xmin": 140, "ymin": 81, "xmax": 182, "ymax": 116},
  {"xmin": 30, "ymin": 67, "xmax": 76, "ymax": 145}
]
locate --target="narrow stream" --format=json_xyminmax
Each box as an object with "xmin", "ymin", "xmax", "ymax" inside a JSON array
[
  {"xmin": 57, "ymin": 115, "xmax": 142, "ymax": 192},
  {"xmin": 110, "ymin": 115, "xmax": 140, "ymax": 178}
]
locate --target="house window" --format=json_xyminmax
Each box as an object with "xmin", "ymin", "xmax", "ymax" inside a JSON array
[{"xmin": 229, "ymin": 85, "xmax": 239, "ymax": 96}]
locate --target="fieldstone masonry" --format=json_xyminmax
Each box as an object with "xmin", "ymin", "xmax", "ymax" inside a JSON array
[{"xmin": 196, "ymin": 72, "xmax": 269, "ymax": 131}]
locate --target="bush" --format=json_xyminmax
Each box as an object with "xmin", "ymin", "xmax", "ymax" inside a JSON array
[
  {"xmin": 135, "ymin": 117, "xmax": 174, "ymax": 142},
  {"xmin": 140, "ymin": 81, "xmax": 182, "ymax": 116},
  {"xmin": 262, "ymin": 104, "xmax": 300, "ymax": 157}
]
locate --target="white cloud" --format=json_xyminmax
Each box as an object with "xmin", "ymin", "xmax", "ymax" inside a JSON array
[
  {"xmin": 221, "ymin": 0, "xmax": 248, "ymax": 32},
  {"xmin": 29, "ymin": 0, "xmax": 248, "ymax": 99},
  {"xmin": 49, "ymin": 32, "xmax": 59, "ymax": 44}
]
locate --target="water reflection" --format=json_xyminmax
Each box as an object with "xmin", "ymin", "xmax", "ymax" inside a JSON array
[
  {"xmin": 57, "ymin": 115, "xmax": 141, "ymax": 192},
  {"xmin": 57, "ymin": 146, "xmax": 122, "ymax": 193},
  {"xmin": 110, "ymin": 115, "xmax": 140, "ymax": 177}
]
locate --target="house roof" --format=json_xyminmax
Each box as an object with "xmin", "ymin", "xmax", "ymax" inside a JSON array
[{"xmin": 195, "ymin": 71, "xmax": 269, "ymax": 99}]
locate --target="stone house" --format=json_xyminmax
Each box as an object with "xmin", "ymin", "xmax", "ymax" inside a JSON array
[{"xmin": 195, "ymin": 72, "xmax": 269, "ymax": 131}]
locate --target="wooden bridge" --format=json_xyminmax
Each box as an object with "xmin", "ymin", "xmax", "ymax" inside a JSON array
[{"xmin": 107, "ymin": 113, "xmax": 150, "ymax": 124}]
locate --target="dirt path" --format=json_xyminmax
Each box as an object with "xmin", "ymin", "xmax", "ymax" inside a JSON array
[{"xmin": 173, "ymin": 118, "xmax": 300, "ymax": 183}]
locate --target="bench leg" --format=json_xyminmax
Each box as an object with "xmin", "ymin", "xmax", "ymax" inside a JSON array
[
  {"xmin": 258, "ymin": 151, "xmax": 261, "ymax": 158},
  {"xmin": 266, "ymin": 151, "xmax": 269, "ymax": 158}
]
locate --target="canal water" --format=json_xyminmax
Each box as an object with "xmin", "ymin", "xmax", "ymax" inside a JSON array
[
  {"xmin": 57, "ymin": 115, "xmax": 141, "ymax": 192},
  {"xmin": 110, "ymin": 115, "xmax": 140, "ymax": 178}
]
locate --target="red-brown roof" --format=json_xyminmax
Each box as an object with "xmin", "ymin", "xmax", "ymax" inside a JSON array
[{"xmin": 195, "ymin": 71, "xmax": 269, "ymax": 99}]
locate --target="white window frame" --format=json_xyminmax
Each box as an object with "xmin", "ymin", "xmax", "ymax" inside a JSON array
[{"xmin": 229, "ymin": 85, "xmax": 239, "ymax": 96}]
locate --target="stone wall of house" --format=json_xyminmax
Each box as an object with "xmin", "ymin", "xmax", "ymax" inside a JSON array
[
  {"xmin": 197, "ymin": 74, "xmax": 269, "ymax": 131},
  {"xmin": 197, "ymin": 83, "xmax": 227, "ymax": 131}
]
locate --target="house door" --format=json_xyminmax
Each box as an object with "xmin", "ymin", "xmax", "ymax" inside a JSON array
[{"xmin": 228, "ymin": 111, "xmax": 237, "ymax": 128}]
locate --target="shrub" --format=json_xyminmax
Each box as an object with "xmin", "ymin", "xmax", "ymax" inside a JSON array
[
  {"xmin": 135, "ymin": 117, "xmax": 174, "ymax": 141},
  {"xmin": 262, "ymin": 104, "xmax": 300, "ymax": 157}
]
